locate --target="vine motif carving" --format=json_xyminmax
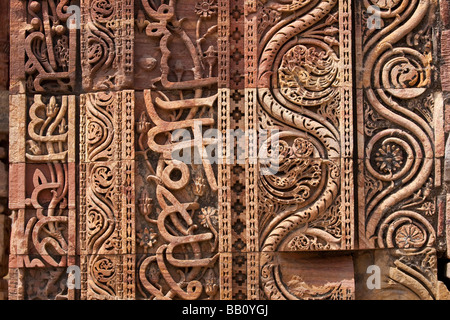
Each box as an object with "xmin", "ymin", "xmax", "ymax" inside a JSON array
[
  {"xmin": 256, "ymin": 0, "xmax": 353, "ymax": 300},
  {"xmin": 81, "ymin": 0, "xmax": 134, "ymax": 90},
  {"xmin": 359, "ymin": 0, "xmax": 438, "ymax": 249},
  {"xmin": 80, "ymin": 91, "xmax": 135, "ymax": 299},
  {"xmin": 287, "ymin": 275, "xmax": 353, "ymax": 300},
  {"xmin": 26, "ymin": 95, "xmax": 71, "ymax": 162}
]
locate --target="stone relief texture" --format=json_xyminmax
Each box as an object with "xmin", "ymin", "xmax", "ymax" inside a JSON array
[
  {"xmin": 0, "ymin": 0, "xmax": 9, "ymax": 301},
  {"xmin": 2, "ymin": 0, "xmax": 450, "ymax": 300}
]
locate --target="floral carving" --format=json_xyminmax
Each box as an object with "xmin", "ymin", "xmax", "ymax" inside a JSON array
[
  {"xmin": 287, "ymin": 234, "xmax": 331, "ymax": 251},
  {"xmin": 260, "ymin": 135, "xmax": 325, "ymax": 205},
  {"xmin": 193, "ymin": 174, "xmax": 207, "ymax": 197},
  {"xmin": 359, "ymin": 0, "xmax": 438, "ymax": 251},
  {"xmin": 195, "ymin": 0, "xmax": 217, "ymax": 18},
  {"xmin": 374, "ymin": 143, "xmax": 404, "ymax": 174},
  {"xmin": 257, "ymin": 0, "xmax": 354, "ymax": 301},
  {"xmin": 278, "ymin": 44, "xmax": 339, "ymax": 107},
  {"xmin": 395, "ymin": 223, "xmax": 425, "ymax": 249},
  {"xmin": 93, "ymin": 258, "xmax": 116, "ymax": 284},
  {"xmin": 137, "ymin": 227, "xmax": 158, "ymax": 252},
  {"xmin": 198, "ymin": 207, "xmax": 218, "ymax": 229}
]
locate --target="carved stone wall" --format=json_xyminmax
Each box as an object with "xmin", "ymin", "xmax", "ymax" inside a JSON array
[
  {"xmin": 5, "ymin": 0, "xmax": 450, "ymax": 300},
  {"xmin": 0, "ymin": 0, "xmax": 9, "ymax": 300}
]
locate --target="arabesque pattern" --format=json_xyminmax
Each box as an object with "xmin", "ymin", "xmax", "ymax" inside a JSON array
[{"xmin": 4, "ymin": 0, "xmax": 450, "ymax": 300}]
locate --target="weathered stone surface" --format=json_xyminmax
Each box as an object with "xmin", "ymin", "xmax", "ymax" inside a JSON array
[
  {"xmin": 0, "ymin": 279, "xmax": 7, "ymax": 300},
  {"xmin": 3, "ymin": 0, "xmax": 450, "ymax": 301},
  {"xmin": 262, "ymin": 252, "xmax": 355, "ymax": 300},
  {"xmin": 0, "ymin": 214, "xmax": 10, "ymax": 301},
  {"xmin": 442, "ymin": 30, "xmax": 450, "ymax": 92},
  {"xmin": 0, "ymin": 215, "xmax": 10, "ymax": 278},
  {"xmin": 80, "ymin": 90, "xmax": 135, "ymax": 299},
  {"xmin": 0, "ymin": 0, "xmax": 9, "ymax": 302},
  {"xmin": 354, "ymin": 248, "xmax": 450, "ymax": 300}
]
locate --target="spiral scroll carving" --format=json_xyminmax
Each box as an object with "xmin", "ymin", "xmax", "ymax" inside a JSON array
[
  {"xmin": 257, "ymin": 0, "xmax": 353, "ymax": 300},
  {"xmin": 360, "ymin": 0, "xmax": 437, "ymax": 249}
]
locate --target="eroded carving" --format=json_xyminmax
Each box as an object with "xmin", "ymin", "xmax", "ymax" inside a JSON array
[
  {"xmin": 81, "ymin": 0, "xmax": 134, "ymax": 90},
  {"xmin": 6, "ymin": 0, "xmax": 449, "ymax": 302},
  {"xmin": 256, "ymin": 0, "xmax": 354, "ymax": 300},
  {"xmin": 23, "ymin": 0, "xmax": 77, "ymax": 93},
  {"xmin": 358, "ymin": 0, "xmax": 440, "ymax": 250},
  {"xmin": 80, "ymin": 91, "xmax": 135, "ymax": 299}
]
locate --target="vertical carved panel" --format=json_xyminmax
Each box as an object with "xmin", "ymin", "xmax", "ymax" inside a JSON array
[
  {"xmin": 79, "ymin": 0, "xmax": 136, "ymax": 300},
  {"xmin": 133, "ymin": 0, "xmax": 220, "ymax": 300},
  {"xmin": 244, "ymin": 0, "xmax": 259, "ymax": 300},
  {"xmin": 81, "ymin": 0, "xmax": 134, "ymax": 91},
  {"xmin": 9, "ymin": 8, "xmax": 76, "ymax": 290},
  {"xmin": 217, "ymin": 0, "xmax": 232, "ymax": 301},
  {"xmin": 217, "ymin": 88, "xmax": 232, "ymax": 300},
  {"xmin": 80, "ymin": 91, "xmax": 135, "ymax": 299},
  {"xmin": 9, "ymin": 94, "xmax": 76, "ymax": 300},
  {"xmin": 256, "ymin": 0, "xmax": 355, "ymax": 300},
  {"xmin": 443, "ymin": 0, "xmax": 450, "ymax": 264},
  {"xmin": 228, "ymin": 0, "xmax": 248, "ymax": 301},
  {"xmin": 356, "ymin": 0, "xmax": 441, "ymax": 250},
  {"xmin": 0, "ymin": 0, "xmax": 9, "ymax": 301}
]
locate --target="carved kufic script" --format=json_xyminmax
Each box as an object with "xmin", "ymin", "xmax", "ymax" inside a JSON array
[
  {"xmin": 133, "ymin": 0, "xmax": 219, "ymax": 91},
  {"xmin": 26, "ymin": 95, "xmax": 75, "ymax": 162},
  {"xmin": 133, "ymin": 0, "xmax": 221, "ymax": 300},
  {"xmin": 357, "ymin": 0, "xmax": 440, "ymax": 250},
  {"xmin": 8, "ymin": 94, "xmax": 76, "ymax": 300},
  {"xmin": 14, "ymin": 162, "xmax": 75, "ymax": 268},
  {"xmin": 11, "ymin": 0, "xmax": 77, "ymax": 93}
]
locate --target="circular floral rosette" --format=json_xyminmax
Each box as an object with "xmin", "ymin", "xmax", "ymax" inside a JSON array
[
  {"xmin": 377, "ymin": 210, "xmax": 435, "ymax": 249},
  {"xmin": 365, "ymin": 129, "xmax": 420, "ymax": 182}
]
